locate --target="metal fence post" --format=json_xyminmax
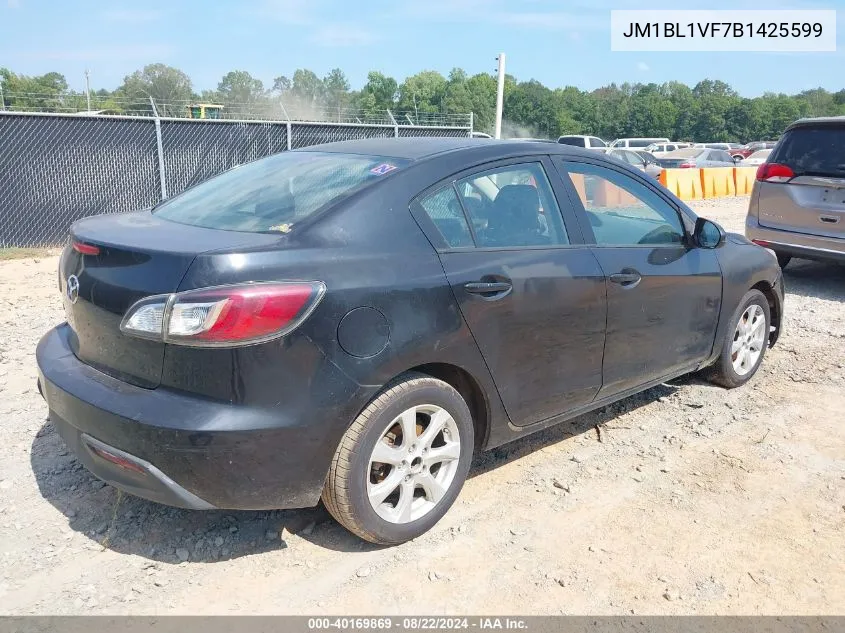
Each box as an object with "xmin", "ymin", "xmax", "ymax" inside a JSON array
[
  {"xmin": 469, "ymin": 112, "xmax": 474, "ymax": 137},
  {"xmin": 280, "ymin": 99, "xmax": 292, "ymax": 150},
  {"xmin": 387, "ymin": 109, "xmax": 399, "ymax": 138},
  {"xmin": 149, "ymin": 97, "xmax": 168, "ymax": 200}
]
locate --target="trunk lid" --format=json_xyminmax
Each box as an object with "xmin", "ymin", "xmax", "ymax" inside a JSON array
[
  {"xmin": 758, "ymin": 176, "xmax": 845, "ymax": 240},
  {"xmin": 60, "ymin": 211, "xmax": 281, "ymax": 387}
]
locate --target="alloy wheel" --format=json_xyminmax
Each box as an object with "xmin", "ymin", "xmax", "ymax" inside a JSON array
[{"xmin": 366, "ymin": 404, "xmax": 461, "ymax": 524}]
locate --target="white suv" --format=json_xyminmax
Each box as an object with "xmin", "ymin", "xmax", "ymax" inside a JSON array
[
  {"xmin": 557, "ymin": 135, "xmax": 607, "ymax": 150},
  {"xmin": 610, "ymin": 137, "xmax": 670, "ymax": 149}
]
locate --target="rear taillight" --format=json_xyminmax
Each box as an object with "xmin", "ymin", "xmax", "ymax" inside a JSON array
[
  {"xmin": 120, "ymin": 281, "xmax": 325, "ymax": 347},
  {"xmin": 87, "ymin": 444, "xmax": 146, "ymax": 475},
  {"xmin": 756, "ymin": 163, "xmax": 794, "ymax": 183},
  {"xmin": 679, "ymin": 162, "xmax": 696, "ymax": 168},
  {"xmin": 72, "ymin": 241, "xmax": 100, "ymax": 256}
]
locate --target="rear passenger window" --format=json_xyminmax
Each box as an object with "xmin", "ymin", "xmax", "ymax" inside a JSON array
[
  {"xmin": 457, "ymin": 163, "xmax": 569, "ymax": 248},
  {"xmin": 418, "ymin": 186, "xmax": 474, "ymax": 248}
]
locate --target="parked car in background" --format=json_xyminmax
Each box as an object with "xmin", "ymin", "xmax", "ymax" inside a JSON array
[
  {"xmin": 659, "ymin": 148, "xmax": 739, "ymax": 168},
  {"xmin": 731, "ymin": 141, "xmax": 778, "ymax": 159},
  {"xmin": 36, "ymin": 137, "xmax": 783, "ymax": 546},
  {"xmin": 694, "ymin": 143, "xmax": 736, "ymax": 151},
  {"xmin": 557, "ymin": 135, "xmax": 607, "ymax": 149},
  {"xmin": 610, "ymin": 137, "xmax": 670, "ymax": 149},
  {"xmin": 645, "ymin": 142, "xmax": 690, "ymax": 156},
  {"xmin": 608, "ymin": 148, "xmax": 663, "ymax": 179},
  {"xmin": 746, "ymin": 117, "xmax": 845, "ymax": 268},
  {"xmin": 740, "ymin": 149, "xmax": 772, "ymax": 166}
]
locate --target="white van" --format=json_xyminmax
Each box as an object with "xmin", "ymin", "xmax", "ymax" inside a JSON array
[{"xmin": 610, "ymin": 137, "xmax": 670, "ymax": 149}]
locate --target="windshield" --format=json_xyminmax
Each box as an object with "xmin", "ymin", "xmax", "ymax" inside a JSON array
[
  {"xmin": 769, "ymin": 126, "xmax": 845, "ymax": 177},
  {"xmin": 154, "ymin": 151, "xmax": 407, "ymax": 232}
]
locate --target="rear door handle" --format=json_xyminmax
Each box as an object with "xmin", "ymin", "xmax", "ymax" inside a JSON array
[
  {"xmin": 609, "ymin": 271, "xmax": 642, "ymax": 287},
  {"xmin": 464, "ymin": 281, "xmax": 512, "ymax": 297}
]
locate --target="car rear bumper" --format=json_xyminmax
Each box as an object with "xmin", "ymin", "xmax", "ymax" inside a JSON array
[
  {"xmin": 745, "ymin": 217, "xmax": 845, "ymax": 263},
  {"xmin": 36, "ymin": 323, "xmax": 361, "ymax": 510}
]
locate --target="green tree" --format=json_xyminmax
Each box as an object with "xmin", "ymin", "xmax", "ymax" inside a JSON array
[
  {"xmin": 0, "ymin": 68, "xmax": 70, "ymax": 111},
  {"xmin": 216, "ymin": 70, "xmax": 264, "ymax": 106},
  {"xmin": 397, "ymin": 71, "xmax": 448, "ymax": 119},
  {"xmin": 361, "ymin": 71, "xmax": 398, "ymax": 111},
  {"xmin": 117, "ymin": 63, "xmax": 192, "ymax": 115},
  {"xmin": 323, "ymin": 68, "xmax": 351, "ymax": 115},
  {"xmin": 290, "ymin": 69, "xmax": 324, "ymax": 105}
]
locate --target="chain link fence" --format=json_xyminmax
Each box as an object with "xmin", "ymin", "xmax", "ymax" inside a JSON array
[{"xmin": 0, "ymin": 111, "xmax": 472, "ymax": 247}]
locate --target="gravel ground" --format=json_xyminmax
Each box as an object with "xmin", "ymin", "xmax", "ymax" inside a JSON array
[{"xmin": 1, "ymin": 196, "xmax": 843, "ymax": 615}]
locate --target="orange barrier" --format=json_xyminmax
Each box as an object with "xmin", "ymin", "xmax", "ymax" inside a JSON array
[
  {"xmin": 569, "ymin": 173, "xmax": 588, "ymax": 205},
  {"xmin": 734, "ymin": 166, "xmax": 758, "ymax": 195},
  {"xmin": 659, "ymin": 168, "xmax": 703, "ymax": 201},
  {"xmin": 700, "ymin": 167, "xmax": 736, "ymax": 199},
  {"xmin": 595, "ymin": 180, "xmax": 640, "ymax": 207}
]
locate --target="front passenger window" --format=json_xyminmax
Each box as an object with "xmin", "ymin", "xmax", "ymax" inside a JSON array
[{"xmin": 562, "ymin": 162, "xmax": 685, "ymax": 246}]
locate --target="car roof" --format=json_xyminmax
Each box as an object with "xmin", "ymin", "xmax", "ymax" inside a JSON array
[
  {"xmin": 294, "ymin": 137, "xmax": 598, "ymax": 162},
  {"xmin": 786, "ymin": 116, "xmax": 845, "ymax": 131}
]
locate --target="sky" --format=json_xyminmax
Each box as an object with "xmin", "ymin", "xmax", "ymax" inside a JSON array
[{"xmin": 1, "ymin": 0, "xmax": 844, "ymax": 97}]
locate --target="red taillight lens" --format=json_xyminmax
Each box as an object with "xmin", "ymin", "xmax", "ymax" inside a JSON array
[
  {"xmin": 679, "ymin": 162, "xmax": 696, "ymax": 168},
  {"xmin": 72, "ymin": 241, "xmax": 100, "ymax": 256},
  {"xmin": 751, "ymin": 239, "xmax": 770, "ymax": 247},
  {"xmin": 167, "ymin": 282, "xmax": 325, "ymax": 345},
  {"xmin": 88, "ymin": 444, "xmax": 146, "ymax": 475},
  {"xmin": 756, "ymin": 163, "xmax": 794, "ymax": 183},
  {"xmin": 121, "ymin": 281, "xmax": 326, "ymax": 347}
]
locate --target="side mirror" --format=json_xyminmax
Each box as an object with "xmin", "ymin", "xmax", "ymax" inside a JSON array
[
  {"xmin": 694, "ymin": 217, "xmax": 725, "ymax": 249},
  {"xmin": 732, "ymin": 155, "xmax": 742, "ymax": 164}
]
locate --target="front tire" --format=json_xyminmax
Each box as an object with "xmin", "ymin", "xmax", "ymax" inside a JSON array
[
  {"xmin": 705, "ymin": 289, "xmax": 771, "ymax": 389},
  {"xmin": 322, "ymin": 373, "xmax": 474, "ymax": 545}
]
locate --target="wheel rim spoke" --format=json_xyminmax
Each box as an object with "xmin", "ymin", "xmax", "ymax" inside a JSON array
[
  {"xmin": 371, "ymin": 439, "xmax": 404, "ymax": 466},
  {"xmin": 397, "ymin": 408, "xmax": 418, "ymax": 448},
  {"xmin": 424, "ymin": 441, "xmax": 461, "ymax": 467},
  {"xmin": 419, "ymin": 409, "xmax": 450, "ymax": 449},
  {"xmin": 395, "ymin": 480, "xmax": 415, "ymax": 523},
  {"xmin": 368, "ymin": 469, "xmax": 403, "ymax": 506},
  {"xmin": 417, "ymin": 471, "xmax": 447, "ymax": 504}
]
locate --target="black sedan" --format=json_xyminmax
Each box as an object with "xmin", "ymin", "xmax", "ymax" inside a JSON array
[{"xmin": 37, "ymin": 138, "xmax": 784, "ymax": 545}]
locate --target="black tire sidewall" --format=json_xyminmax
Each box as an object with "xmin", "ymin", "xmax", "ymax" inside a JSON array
[
  {"xmin": 719, "ymin": 289, "xmax": 771, "ymax": 387},
  {"xmin": 346, "ymin": 380, "xmax": 474, "ymax": 544}
]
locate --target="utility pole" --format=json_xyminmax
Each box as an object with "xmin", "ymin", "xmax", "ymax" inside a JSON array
[
  {"xmin": 84, "ymin": 69, "xmax": 91, "ymax": 112},
  {"xmin": 494, "ymin": 53, "xmax": 506, "ymax": 139}
]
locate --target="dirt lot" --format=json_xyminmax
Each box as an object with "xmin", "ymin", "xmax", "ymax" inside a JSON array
[{"xmin": 1, "ymin": 196, "xmax": 843, "ymax": 615}]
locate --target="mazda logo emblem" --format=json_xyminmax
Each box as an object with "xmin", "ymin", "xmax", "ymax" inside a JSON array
[{"xmin": 66, "ymin": 275, "xmax": 80, "ymax": 304}]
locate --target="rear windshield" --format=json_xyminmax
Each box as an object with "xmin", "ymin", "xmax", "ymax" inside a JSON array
[
  {"xmin": 558, "ymin": 137, "xmax": 586, "ymax": 147},
  {"xmin": 769, "ymin": 126, "xmax": 845, "ymax": 177},
  {"xmin": 154, "ymin": 151, "xmax": 407, "ymax": 232}
]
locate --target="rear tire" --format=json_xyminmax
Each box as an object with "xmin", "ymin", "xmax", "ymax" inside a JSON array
[
  {"xmin": 704, "ymin": 289, "xmax": 770, "ymax": 389},
  {"xmin": 775, "ymin": 252, "xmax": 792, "ymax": 269},
  {"xmin": 322, "ymin": 373, "xmax": 474, "ymax": 545}
]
